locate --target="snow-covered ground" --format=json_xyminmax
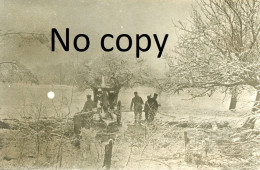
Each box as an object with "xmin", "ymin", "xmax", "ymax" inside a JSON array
[
  {"xmin": 0, "ymin": 84, "xmax": 256, "ymax": 122},
  {"xmin": 0, "ymin": 84, "xmax": 259, "ymax": 169}
]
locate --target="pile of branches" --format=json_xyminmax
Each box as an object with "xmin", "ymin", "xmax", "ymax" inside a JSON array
[
  {"xmin": 125, "ymin": 118, "xmax": 260, "ymax": 169},
  {"xmin": 183, "ymin": 127, "xmax": 260, "ymax": 168}
]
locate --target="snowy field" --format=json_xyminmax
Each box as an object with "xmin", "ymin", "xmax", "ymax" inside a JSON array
[{"xmin": 0, "ymin": 83, "xmax": 257, "ymax": 121}]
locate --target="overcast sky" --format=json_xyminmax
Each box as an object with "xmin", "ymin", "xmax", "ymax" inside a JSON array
[{"xmin": 1, "ymin": 0, "xmax": 195, "ymax": 70}]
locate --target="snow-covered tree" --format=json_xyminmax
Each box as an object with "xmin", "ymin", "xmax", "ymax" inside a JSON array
[{"xmin": 165, "ymin": 0, "xmax": 260, "ymax": 112}]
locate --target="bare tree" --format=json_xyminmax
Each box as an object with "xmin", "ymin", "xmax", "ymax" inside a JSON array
[{"xmin": 165, "ymin": 0, "xmax": 260, "ymax": 112}]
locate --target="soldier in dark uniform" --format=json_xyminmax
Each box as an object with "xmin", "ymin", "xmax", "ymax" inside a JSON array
[
  {"xmin": 152, "ymin": 93, "xmax": 159, "ymax": 112},
  {"xmin": 130, "ymin": 92, "xmax": 144, "ymax": 124},
  {"xmin": 144, "ymin": 95, "xmax": 152, "ymax": 121},
  {"xmin": 81, "ymin": 95, "xmax": 95, "ymax": 112}
]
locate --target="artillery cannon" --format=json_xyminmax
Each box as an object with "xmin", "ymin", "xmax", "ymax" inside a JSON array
[{"xmin": 73, "ymin": 85, "xmax": 122, "ymax": 136}]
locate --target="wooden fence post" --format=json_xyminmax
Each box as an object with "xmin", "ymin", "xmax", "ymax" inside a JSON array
[
  {"xmin": 184, "ymin": 131, "xmax": 190, "ymax": 162},
  {"xmin": 103, "ymin": 139, "xmax": 113, "ymax": 169}
]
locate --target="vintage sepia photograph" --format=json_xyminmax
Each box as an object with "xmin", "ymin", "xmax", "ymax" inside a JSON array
[{"xmin": 1, "ymin": 0, "xmax": 260, "ymax": 169}]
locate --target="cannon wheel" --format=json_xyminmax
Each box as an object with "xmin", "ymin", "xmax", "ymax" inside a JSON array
[{"xmin": 117, "ymin": 100, "xmax": 122, "ymax": 125}]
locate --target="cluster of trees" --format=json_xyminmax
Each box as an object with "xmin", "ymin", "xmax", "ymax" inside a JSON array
[
  {"xmin": 75, "ymin": 54, "xmax": 163, "ymax": 93},
  {"xmin": 164, "ymin": 0, "xmax": 260, "ymax": 112}
]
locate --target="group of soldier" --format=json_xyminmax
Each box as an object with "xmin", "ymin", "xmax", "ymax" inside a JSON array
[
  {"xmin": 81, "ymin": 89, "xmax": 115, "ymax": 113},
  {"xmin": 130, "ymin": 91, "xmax": 159, "ymax": 124},
  {"xmin": 81, "ymin": 90, "xmax": 159, "ymax": 125}
]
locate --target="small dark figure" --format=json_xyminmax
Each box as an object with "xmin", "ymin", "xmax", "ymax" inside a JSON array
[
  {"xmin": 130, "ymin": 92, "xmax": 144, "ymax": 124},
  {"xmin": 152, "ymin": 93, "xmax": 159, "ymax": 112},
  {"xmin": 81, "ymin": 95, "xmax": 95, "ymax": 112},
  {"xmin": 144, "ymin": 95, "xmax": 152, "ymax": 121}
]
